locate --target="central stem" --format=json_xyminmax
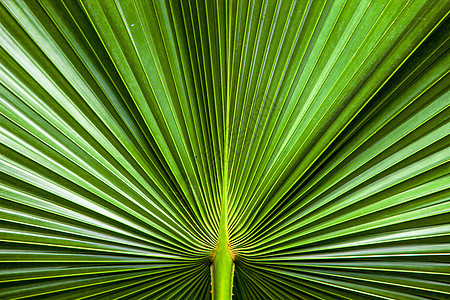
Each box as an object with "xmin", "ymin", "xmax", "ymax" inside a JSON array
[
  {"xmin": 214, "ymin": 11, "xmax": 234, "ymax": 295},
  {"xmin": 212, "ymin": 200, "xmax": 234, "ymax": 299}
]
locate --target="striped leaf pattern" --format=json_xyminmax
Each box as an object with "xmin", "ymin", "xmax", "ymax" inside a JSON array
[{"xmin": 0, "ymin": 0, "xmax": 449, "ymax": 299}]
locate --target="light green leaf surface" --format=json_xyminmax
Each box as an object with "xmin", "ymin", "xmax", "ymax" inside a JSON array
[{"xmin": 0, "ymin": 0, "xmax": 449, "ymax": 299}]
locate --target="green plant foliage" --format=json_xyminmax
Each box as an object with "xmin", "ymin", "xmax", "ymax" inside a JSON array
[{"xmin": 0, "ymin": 0, "xmax": 449, "ymax": 299}]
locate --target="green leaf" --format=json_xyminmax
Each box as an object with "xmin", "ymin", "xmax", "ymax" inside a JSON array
[{"xmin": 0, "ymin": 0, "xmax": 449, "ymax": 299}]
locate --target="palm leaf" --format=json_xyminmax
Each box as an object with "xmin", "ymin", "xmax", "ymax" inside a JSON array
[{"xmin": 0, "ymin": 0, "xmax": 449, "ymax": 299}]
